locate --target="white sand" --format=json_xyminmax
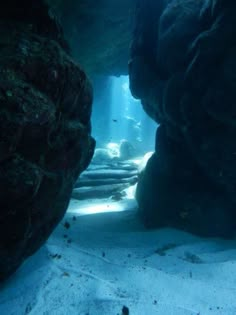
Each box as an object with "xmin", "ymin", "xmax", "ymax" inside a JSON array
[{"xmin": 1, "ymin": 198, "xmax": 236, "ymax": 315}]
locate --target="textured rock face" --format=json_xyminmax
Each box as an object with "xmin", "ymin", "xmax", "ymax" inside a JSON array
[
  {"xmin": 48, "ymin": 0, "xmax": 136, "ymax": 75},
  {"xmin": 0, "ymin": 0, "xmax": 95, "ymax": 280},
  {"xmin": 130, "ymin": 0, "xmax": 236, "ymax": 237}
]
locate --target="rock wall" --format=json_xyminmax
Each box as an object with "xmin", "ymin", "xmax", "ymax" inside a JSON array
[
  {"xmin": 47, "ymin": 0, "xmax": 136, "ymax": 75},
  {"xmin": 0, "ymin": 0, "xmax": 95, "ymax": 280},
  {"xmin": 130, "ymin": 0, "xmax": 236, "ymax": 237}
]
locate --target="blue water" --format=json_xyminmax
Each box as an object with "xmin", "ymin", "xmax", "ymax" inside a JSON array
[{"xmin": 91, "ymin": 75, "xmax": 157, "ymax": 155}]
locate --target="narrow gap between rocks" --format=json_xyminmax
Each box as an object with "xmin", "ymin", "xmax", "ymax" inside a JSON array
[{"xmin": 68, "ymin": 75, "xmax": 157, "ymax": 216}]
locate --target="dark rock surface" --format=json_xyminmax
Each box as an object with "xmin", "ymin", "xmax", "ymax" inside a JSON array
[
  {"xmin": 47, "ymin": 0, "xmax": 136, "ymax": 75},
  {"xmin": 130, "ymin": 0, "xmax": 236, "ymax": 237},
  {"xmin": 0, "ymin": 0, "xmax": 95, "ymax": 280}
]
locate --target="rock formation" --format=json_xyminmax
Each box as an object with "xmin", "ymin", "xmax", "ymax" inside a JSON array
[
  {"xmin": 0, "ymin": 0, "xmax": 95, "ymax": 280},
  {"xmin": 48, "ymin": 0, "xmax": 136, "ymax": 75},
  {"xmin": 130, "ymin": 0, "xmax": 236, "ymax": 237}
]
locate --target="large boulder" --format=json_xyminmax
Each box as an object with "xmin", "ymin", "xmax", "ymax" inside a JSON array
[
  {"xmin": 0, "ymin": 0, "xmax": 95, "ymax": 280},
  {"xmin": 130, "ymin": 0, "xmax": 236, "ymax": 237}
]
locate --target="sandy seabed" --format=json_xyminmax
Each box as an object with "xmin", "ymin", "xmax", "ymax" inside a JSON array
[{"xmin": 1, "ymin": 197, "xmax": 236, "ymax": 315}]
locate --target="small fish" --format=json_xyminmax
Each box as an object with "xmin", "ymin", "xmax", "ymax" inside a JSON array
[
  {"xmin": 112, "ymin": 119, "xmax": 118, "ymax": 122},
  {"xmin": 62, "ymin": 272, "xmax": 70, "ymax": 277}
]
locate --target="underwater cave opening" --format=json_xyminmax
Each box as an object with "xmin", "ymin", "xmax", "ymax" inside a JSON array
[
  {"xmin": 91, "ymin": 75, "xmax": 157, "ymax": 153},
  {"xmin": 69, "ymin": 75, "xmax": 157, "ymax": 216}
]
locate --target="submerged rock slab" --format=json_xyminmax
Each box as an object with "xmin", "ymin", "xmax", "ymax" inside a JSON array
[
  {"xmin": 0, "ymin": 1, "xmax": 95, "ymax": 281},
  {"xmin": 130, "ymin": 0, "xmax": 236, "ymax": 237},
  {"xmin": 80, "ymin": 169, "xmax": 138, "ymax": 180},
  {"xmin": 72, "ymin": 183, "xmax": 130, "ymax": 200},
  {"xmin": 75, "ymin": 176, "xmax": 138, "ymax": 188}
]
